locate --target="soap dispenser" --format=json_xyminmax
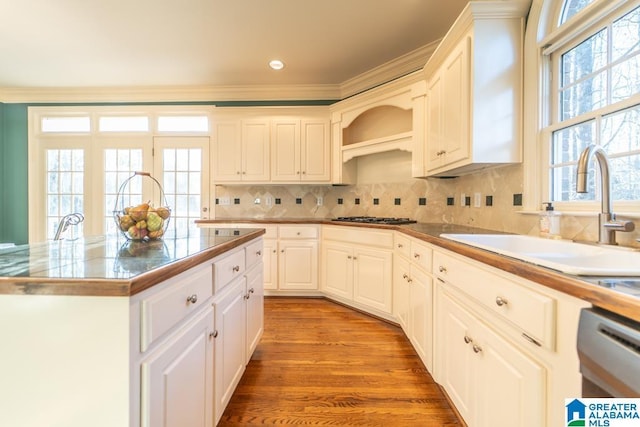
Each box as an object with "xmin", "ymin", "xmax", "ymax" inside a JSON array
[{"xmin": 540, "ymin": 202, "xmax": 561, "ymax": 238}]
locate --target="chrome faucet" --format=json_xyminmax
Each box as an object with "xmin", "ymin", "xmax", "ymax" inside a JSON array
[
  {"xmin": 576, "ymin": 145, "xmax": 634, "ymax": 245},
  {"xmin": 54, "ymin": 213, "xmax": 84, "ymax": 240}
]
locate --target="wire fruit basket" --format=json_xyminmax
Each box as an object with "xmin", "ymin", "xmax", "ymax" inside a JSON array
[{"xmin": 113, "ymin": 171, "xmax": 171, "ymax": 241}]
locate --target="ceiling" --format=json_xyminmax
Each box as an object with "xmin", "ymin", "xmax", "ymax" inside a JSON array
[{"xmin": 0, "ymin": 0, "xmax": 470, "ymax": 99}]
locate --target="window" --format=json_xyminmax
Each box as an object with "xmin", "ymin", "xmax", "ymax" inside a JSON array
[
  {"xmin": 28, "ymin": 107, "xmax": 211, "ymax": 242},
  {"xmin": 542, "ymin": 0, "xmax": 640, "ymax": 209}
]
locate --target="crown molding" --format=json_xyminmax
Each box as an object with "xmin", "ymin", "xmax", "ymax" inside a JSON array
[{"xmin": 0, "ymin": 41, "xmax": 441, "ymax": 104}]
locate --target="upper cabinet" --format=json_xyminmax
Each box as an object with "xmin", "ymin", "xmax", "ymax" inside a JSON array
[
  {"xmin": 271, "ymin": 117, "xmax": 330, "ymax": 183},
  {"xmin": 419, "ymin": 1, "xmax": 529, "ymax": 177},
  {"xmin": 330, "ymin": 77, "xmax": 427, "ymax": 184},
  {"xmin": 212, "ymin": 108, "xmax": 330, "ymax": 184}
]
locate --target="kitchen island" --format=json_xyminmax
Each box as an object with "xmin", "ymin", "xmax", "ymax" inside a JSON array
[{"xmin": 0, "ymin": 227, "xmax": 265, "ymax": 427}]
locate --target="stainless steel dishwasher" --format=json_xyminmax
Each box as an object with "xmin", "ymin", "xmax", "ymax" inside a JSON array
[{"xmin": 577, "ymin": 307, "xmax": 640, "ymax": 397}]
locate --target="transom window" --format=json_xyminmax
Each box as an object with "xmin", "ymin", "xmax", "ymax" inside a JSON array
[{"xmin": 544, "ymin": 0, "xmax": 640, "ymax": 207}]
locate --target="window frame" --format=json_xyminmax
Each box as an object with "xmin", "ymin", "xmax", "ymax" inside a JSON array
[{"xmin": 524, "ymin": 0, "xmax": 640, "ymax": 216}]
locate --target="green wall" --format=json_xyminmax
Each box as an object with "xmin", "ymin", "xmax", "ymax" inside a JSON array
[{"xmin": 0, "ymin": 104, "xmax": 28, "ymax": 244}]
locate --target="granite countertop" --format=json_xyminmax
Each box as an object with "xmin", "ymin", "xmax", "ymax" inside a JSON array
[
  {"xmin": 200, "ymin": 218, "xmax": 640, "ymax": 322},
  {"xmin": 0, "ymin": 227, "xmax": 265, "ymax": 297}
]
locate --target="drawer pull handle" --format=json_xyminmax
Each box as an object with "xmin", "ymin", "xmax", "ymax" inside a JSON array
[
  {"xmin": 348, "ymin": 255, "xmax": 352, "ymax": 259},
  {"xmin": 256, "ymin": 250, "xmax": 262, "ymax": 256},
  {"xmin": 495, "ymin": 296, "xmax": 508, "ymax": 307},
  {"xmin": 186, "ymin": 294, "xmax": 198, "ymax": 304},
  {"xmin": 232, "ymin": 265, "xmax": 240, "ymax": 272},
  {"xmin": 244, "ymin": 294, "xmax": 250, "ymax": 300},
  {"xmin": 472, "ymin": 344, "xmax": 483, "ymax": 354},
  {"xmin": 438, "ymin": 266, "xmax": 447, "ymax": 273},
  {"xmin": 522, "ymin": 333, "xmax": 542, "ymax": 347},
  {"xmin": 353, "ymin": 256, "xmax": 357, "ymax": 261},
  {"xmin": 209, "ymin": 330, "xmax": 219, "ymax": 339},
  {"xmin": 402, "ymin": 273, "xmax": 408, "ymax": 279},
  {"xmin": 249, "ymin": 287, "xmax": 255, "ymax": 294},
  {"xmin": 464, "ymin": 335, "xmax": 472, "ymax": 344},
  {"xmin": 297, "ymin": 232, "xmax": 301, "ymax": 235},
  {"xmin": 414, "ymin": 253, "xmax": 420, "ymax": 259},
  {"xmin": 397, "ymin": 243, "xmax": 403, "ymax": 248}
]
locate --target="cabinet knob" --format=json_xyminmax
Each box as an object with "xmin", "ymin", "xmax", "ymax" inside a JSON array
[
  {"xmin": 436, "ymin": 150, "xmax": 447, "ymax": 156},
  {"xmin": 244, "ymin": 294, "xmax": 250, "ymax": 300},
  {"xmin": 281, "ymin": 249, "xmax": 285, "ymax": 253},
  {"xmin": 353, "ymin": 256, "xmax": 357, "ymax": 261},
  {"xmin": 472, "ymin": 344, "xmax": 483, "ymax": 354},
  {"xmin": 256, "ymin": 250, "xmax": 262, "ymax": 256},
  {"xmin": 402, "ymin": 273, "xmax": 408, "ymax": 279},
  {"xmin": 438, "ymin": 265, "xmax": 447, "ymax": 273},
  {"xmin": 495, "ymin": 296, "xmax": 508, "ymax": 307},
  {"xmin": 242, "ymin": 171, "xmax": 246, "ymax": 174},
  {"xmin": 249, "ymin": 287, "xmax": 255, "ymax": 294},
  {"xmin": 232, "ymin": 265, "xmax": 240, "ymax": 272},
  {"xmin": 414, "ymin": 253, "xmax": 420, "ymax": 259},
  {"xmin": 209, "ymin": 330, "xmax": 219, "ymax": 339},
  {"xmin": 348, "ymin": 255, "xmax": 352, "ymax": 259},
  {"xmin": 296, "ymin": 232, "xmax": 301, "ymax": 235},
  {"xmin": 463, "ymin": 335, "xmax": 473, "ymax": 344},
  {"xmin": 186, "ymin": 294, "xmax": 198, "ymax": 304},
  {"xmin": 302, "ymin": 171, "xmax": 306, "ymax": 175},
  {"xmin": 296, "ymin": 171, "xmax": 300, "ymax": 175},
  {"xmin": 397, "ymin": 243, "xmax": 403, "ymax": 248},
  {"xmin": 273, "ymin": 249, "xmax": 277, "ymax": 253}
]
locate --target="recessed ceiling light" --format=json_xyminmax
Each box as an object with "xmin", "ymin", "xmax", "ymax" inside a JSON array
[{"xmin": 269, "ymin": 60, "xmax": 285, "ymax": 70}]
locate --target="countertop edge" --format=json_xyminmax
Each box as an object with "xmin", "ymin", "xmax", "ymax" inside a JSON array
[{"xmin": 202, "ymin": 219, "xmax": 640, "ymax": 322}]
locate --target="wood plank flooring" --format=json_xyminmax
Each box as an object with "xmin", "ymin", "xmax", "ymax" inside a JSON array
[{"xmin": 218, "ymin": 297, "xmax": 461, "ymax": 426}]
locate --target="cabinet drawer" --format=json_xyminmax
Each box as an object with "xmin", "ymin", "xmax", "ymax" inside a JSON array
[
  {"xmin": 140, "ymin": 262, "xmax": 213, "ymax": 352},
  {"xmin": 394, "ymin": 233, "xmax": 412, "ymax": 258},
  {"xmin": 410, "ymin": 240, "xmax": 433, "ymax": 273},
  {"xmin": 323, "ymin": 226, "xmax": 393, "ymax": 248},
  {"xmin": 433, "ymin": 250, "xmax": 555, "ymax": 349},
  {"xmin": 245, "ymin": 239, "xmax": 264, "ymax": 269},
  {"xmin": 214, "ymin": 249, "xmax": 246, "ymax": 293},
  {"xmin": 279, "ymin": 225, "xmax": 318, "ymax": 239}
]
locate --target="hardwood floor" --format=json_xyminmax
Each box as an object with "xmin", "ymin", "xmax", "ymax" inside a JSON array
[{"xmin": 219, "ymin": 297, "xmax": 461, "ymax": 426}]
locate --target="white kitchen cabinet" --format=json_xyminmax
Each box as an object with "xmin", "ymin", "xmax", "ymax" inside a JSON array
[
  {"xmin": 278, "ymin": 239, "xmax": 318, "ymax": 290},
  {"xmin": 393, "ymin": 233, "xmax": 434, "ymax": 370},
  {"xmin": 141, "ymin": 308, "xmax": 214, "ymax": 427},
  {"xmin": 271, "ymin": 118, "xmax": 330, "ymax": 183},
  {"xmin": 438, "ymin": 288, "xmax": 544, "ymax": 427},
  {"xmin": 262, "ymin": 237, "xmax": 278, "ymax": 291},
  {"xmin": 432, "ymin": 246, "xmax": 588, "ymax": 427},
  {"xmin": 212, "ymin": 119, "xmax": 270, "ymax": 182},
  {"xmin": 213, "ymin": 275, "xmax": 247, "ymax": 424},
  {"xmin": 421, "ymin": 1, "xmax": 529, "ymax": 177},
  {"xmin": 245, "ymin": 262, "xmax": 264, "ymax": 359},
  {"xmin": 321, "ymin": 225, "xmax": 394, "ymax": 319}
]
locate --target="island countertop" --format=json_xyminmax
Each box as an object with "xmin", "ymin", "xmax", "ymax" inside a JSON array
[{"xmin": 0, "ymin": 227, "xmax": 265, "ymax": 297}]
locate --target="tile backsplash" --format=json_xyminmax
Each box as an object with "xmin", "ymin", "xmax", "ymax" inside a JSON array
[{"xmin": 214, "ymin": 163, "xmax": 640, "ymax": 247}]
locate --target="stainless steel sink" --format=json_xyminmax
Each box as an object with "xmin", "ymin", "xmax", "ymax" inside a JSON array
[{"xmin": 440, "ymin": 233, "xmax": 640, "ymax": 276}]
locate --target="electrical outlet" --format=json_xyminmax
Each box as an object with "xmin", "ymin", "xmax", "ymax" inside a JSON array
[
  {"xmin": 473, "ymin": 192, "xmax": 482, "ymax": 208},
  {"xmin": 317, "ymin": 197, "xmax": 323, "ymax": 206},
  {"xmin": 266, "ymin": 196, "xmax": 272, "ymax": 206},
  {"xmin": 219, "ymin": 197, "xmax": 230, "ymax": 206},
  {"xmin": 254, "ymin": 197, "xmax": 261, "ymax": 205}
]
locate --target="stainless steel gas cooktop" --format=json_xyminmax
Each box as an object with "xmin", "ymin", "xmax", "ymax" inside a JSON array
[{"xmin": 331, "ymin": 216, "xmax": 417, "ymax": 225}]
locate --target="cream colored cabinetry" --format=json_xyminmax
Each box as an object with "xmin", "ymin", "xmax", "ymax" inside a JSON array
[
  {"xmin": 329, "ymin": 76, "xmax": 426, "ymax": 184},
  {"xmin": 278, "ymin": 225, "xmax": 319, "ymax": 291},
  {"xmin": 421, "ymin": 1, "xmax": 528, "ymax": 177},
  {"xmin": 212, "ymin": 119, "xmax": 270, "ymax": 182},
  {"xmin": 212, "ymin": 238, "xmax": 264, "ymax": 424},
  {"xmin": 321, "ymin": 225, "xmax": 393, "ymax": 319},
  {"xmin": 271, "ymin": 118, "xmax": 330, "ymax": 183},
  {"xmin": 393, "ymin": 232, "xmax": 434, "ymax": 371},
  {"xmin": 433, "ymin": 247, "xmax": 588, "ymax": 427}
]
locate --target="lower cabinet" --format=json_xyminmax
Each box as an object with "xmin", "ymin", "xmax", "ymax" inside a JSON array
[
  {"xmin": 321, "ymin": 226, "xmax": 393, "ymax": 317},
  {"xmin": 141, "ymin": 308, "xmax": 214, "ymax": 427},
  {"xmin": 437, "ymin": 288, "xmax": 544, "ymax": 427},
  {"xmin": 278, "ymin": 238, "xmax": 318, "ymax": 290}
]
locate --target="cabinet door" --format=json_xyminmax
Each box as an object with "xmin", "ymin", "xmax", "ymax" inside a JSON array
[
  {"xmin": 321, "ymin": 241, "xmax": 353, "ymax": 299},
  {"xmin": 213, "ymin": 277, "xmax": 247, "ymax": 424},
  {"xmin": 213, "ymin": 121, "xmax": 242, "ymax": 181},
  {"xmin": 241, "ymin": 120, "xmax": 270, "ymax": 181},
  {"xmin": 474, "ymin": 324, "xmax": 545, "ymax": 427},
  {"xmin": 440, "ymin": 36, "xmax": 470, "ymax": 168},
  {"xmin": 245, "ymin": 263, "xmax": 264, "ymax": 360},
  {"xmin": 352, "ymin": 246, "xmax": 392, "ymax": 314},
  {"xmin": 437, "ymin": 290, "xmax": 475, "ymax": 424},
  {"xmin": 271, "ymin": 119, "xmax": 301, "ymax": 182},
  {"xmin": 392, "ymin": 255, "xmax": 411, "ymax": 331},
  {"xmin": 409, "ymin": 266, "xmax": 433, "ymax": 371},
  {"xmin": 141, "ymin": 308, "xmax": 214, "ymax": 427},
  {"xmin": 263, "ymin": 239, "xmax": 278, "ymax": 290},
  {"xmin": 278, "ymin": 240, "xmax": 318, "ymax": 290},
  {"xmin": 301, "ymin": 119, "xmax": 330, "ymax": 182},
  {"xmin": 426, "ymin": 72, "xmax": 444, "ymax": 171}
]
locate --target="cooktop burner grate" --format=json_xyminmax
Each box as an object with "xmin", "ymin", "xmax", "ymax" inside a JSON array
[{"xmin": 332, "ymin": 216, "xmax": 417, "ymax": 225}]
